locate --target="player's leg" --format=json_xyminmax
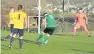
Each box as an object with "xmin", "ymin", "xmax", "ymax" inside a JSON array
[
  {"xmin": 18, "ymin": 29, "xmax": 24, "ymax": 49},
  {"xmin": 36, "ymin": 32, "xmax": 44, "ymax": 42},
  {"xmin": 82, "ymin": 25, "xmax": 91, "ymax": 37},
  {"xmin": 4, "ymin": 34, "xmax": 12, "ymax": 41},
  {"xmin": 36, "ymin": 26, "xmax": 46, "ymax": 42},
  {"xmin": 72, "ymin": 23, "xmax": 80, "ymax": 36},
  {"xmin": 36, "ymin": 24, "xmax": 46, "ymax": 42},
  {"xmin": 41, "ymin": 28, "xmax": 55, "ymax": 45},
  {"xmin": 4, "ymin": 24, "xmax": 14, "ymax": 41},
  {"xmin": 10, "ymin": 24, "xmax": 14, "ymax": 33},
  {"xmin": 42, "ymin": 34, "xmax": 49, "ymax": 45},
  {"xmin": 9, "ymin": 29, "xmax": 17, "ymax": 49}
]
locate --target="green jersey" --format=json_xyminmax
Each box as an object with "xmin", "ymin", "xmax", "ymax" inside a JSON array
[{"xmin": 45, "ymin": 14, "xmax": 56, "ymax": 28}]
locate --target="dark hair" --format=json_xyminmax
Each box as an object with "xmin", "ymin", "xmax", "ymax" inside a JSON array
[
  {"xmin": 10, "ymin": 7, "xmax": 14, "ymax": 9},
  {"xmin": 79, "ymin": 8, "xmax": 83, "ymax": 10},
  {"xmin": 18, "ymin": 5, "xmax": 23, "ymax": 10},
  {"xmin": 43, "ymin": 13, "xmax": 47, "ymax": 16}
]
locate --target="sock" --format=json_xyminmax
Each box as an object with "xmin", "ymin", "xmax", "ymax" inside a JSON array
[
  {"xmin": 37, "ymin": 33, "xmax": 44, "ymax": 41},
  {"xmin": 19, "ymin": 39, "xmax": 23, "ymax": 49},
  {"xmin": 5, "ymin": 34, "xmax": 10, "ymax": 40},
  {"xmin": 10, "ymin": 37, "xmax": 14, "ymax": 46},
  {"xmin": 72, "ymin": 28, "xmax": 76, "ymax": 36},
  {"xmin": 42, "ymin": 36, "xmax": 49, "ymax": 44}
]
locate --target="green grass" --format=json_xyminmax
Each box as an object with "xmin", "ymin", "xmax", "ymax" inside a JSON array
[{"xmin": 1, "ymin": 30, "xmax": 94, "ymax": 54}]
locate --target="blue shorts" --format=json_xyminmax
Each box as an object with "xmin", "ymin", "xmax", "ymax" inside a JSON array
[
  {"xmin": 10, "ymin": 24, "xmax": 14, "ymax": 32},
  {"xmin": 12, "ymin": 28, "xmax": 24, "ymax": 36}
]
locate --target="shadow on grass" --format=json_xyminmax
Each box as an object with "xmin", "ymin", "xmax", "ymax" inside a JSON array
[
  {"xmin": 71, "ymin": 49, "xmax": 94, "ymax": 54},
  {"xmin": 1, "ymin": 38, "xmax": 41, "ymax": 50},
  {"xmin": 1, "ymin": 45, "xmax": 9, "ymax": 50},
  {"xmin": 1, "ymin": 37, "xmax": 5, "ymax": 41},
  {"xmin": 54, "ymin": 34, "xmax": 82, "ymax": 37},
  {"xmin": 23, "ymin": 39, "xmax": 42, "ymax": 45},
  {"xmin": 1, "ymin": 38, "xmax": 42, "ymax": 45},
  {"xmin": 1, "ymin": 44, "xmax": 19, "ymax": 50},
  {"xmin": 1, "ymin": 37, "xmax": 19, "ymax": 41},
  {"xmin": 54, "ymin": 34, "xmax": 73, "ymax": 36},
  {"xmin": 1, "ymin": 37, "xmax": 41, "ymax": 45}
]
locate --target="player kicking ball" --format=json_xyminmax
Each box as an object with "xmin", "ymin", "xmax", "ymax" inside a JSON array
[
  {"xmin": 36, "ymin": 9, "xmax": 56, "ymax": 45},
  {"xmin": 9, "ymin": 5, "xmax": 27, "ymax": 49},
  {"xmin": 4, "ymin": 7, "xmax": 15, "ymax": 41},
  {"xmin": 36, "ymin": 13, "xmax": 47, "ymax": 44}
]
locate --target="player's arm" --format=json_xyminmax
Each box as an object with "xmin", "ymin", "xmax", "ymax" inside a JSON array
[
  {"xmin": 84, "ymin": 14, "xmax": 88, "ymax": 24},
  {"xmin": 73, "ymin": 14, "xmax": 78, "ymax": 25},
  {"xmin": 8, "ymin": 22, "xmax": 10, "ymax": 27},
  {"xmin": 43, "ymin": 18, "xmax": 47, "ymax": 28},
  {"xmin": 8, "ymin": 14, "xmax": 12, "ymax": 27},
  {"xmin": 24, "ymin": 14, "xmax": 28, "ymax": 28},
  {"xmin": 25, "ymin": 17, "xmax": 28, "ymax": 28}
]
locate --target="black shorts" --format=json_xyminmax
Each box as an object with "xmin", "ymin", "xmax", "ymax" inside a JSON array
[
  {"xmin": 10, "ymin": 24, "xmax": 14, "ymax": 32},
  {"xmin": 44, "ymin": 27, "xmax": 55, "ymax": 35},
  {"xmin": 12, "ymin": 28, "xmax": 24, "ymax": 36}
]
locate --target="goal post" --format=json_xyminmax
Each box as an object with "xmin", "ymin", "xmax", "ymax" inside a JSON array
[
  {"xmin": 27, "ymin": 16, "xmax": 43, "ymax": 33},
  {"xmin": 27, "ymin": 0, "xmax": 41, "ymax": 34},
  {"xmin": 38, "ymin": 0, "xmax": 41, "ymax": 34}
]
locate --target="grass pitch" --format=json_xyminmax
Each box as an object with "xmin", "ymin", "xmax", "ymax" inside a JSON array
[{"xmin": 1, "ymin": 30, "xmax": 94, "ymax": 54}]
